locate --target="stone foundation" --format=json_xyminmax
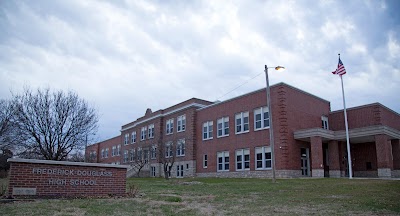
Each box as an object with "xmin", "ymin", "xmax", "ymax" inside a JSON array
[
  {"xmin": 354, "ymin": 171, "xmax": 378, "ymax": 178},
  {"xmin": 311, "ymin": 169, "xmax": 324, "ymax": 177},
  {"xmin": 196, "ymin": 170, "xmax": 303, "ymax": 178},
  {"xmin": 329, "ymin": 170, "xmax": 341, "ymax": 178},
  {"xmin": 378, "ymin": 168, "xmax": 392, "ymax": 178}
]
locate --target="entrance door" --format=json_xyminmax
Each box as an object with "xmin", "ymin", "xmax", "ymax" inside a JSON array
[
  {"xmin": 176, "ymin": 165, "xmax": 184, "ymax": 178},
  {"xmin": 323, "ymin": 143, "xmax": 330, "ymax": 177},
  {"xmin": 301, "ymin": 148, "xmax": 310, "ymax": 176}
]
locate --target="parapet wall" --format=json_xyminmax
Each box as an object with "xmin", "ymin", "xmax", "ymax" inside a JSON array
[{"xmin": 7, "ymin": 158, "xmax": 128, "ymax": 198}]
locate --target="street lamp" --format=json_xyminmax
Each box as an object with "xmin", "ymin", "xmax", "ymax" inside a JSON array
[{"xmin": 264, "ymin": 65, "xmax": 285, "ymax": 183}]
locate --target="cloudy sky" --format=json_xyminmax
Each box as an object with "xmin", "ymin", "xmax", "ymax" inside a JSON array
[{"xmin": 1, "ymin": 0, "xmax": 399, "ymax": 142}]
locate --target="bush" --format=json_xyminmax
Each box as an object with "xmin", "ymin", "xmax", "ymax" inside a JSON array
[{"xmin": 127, "ymin": 182, "xmax": 139, "ymax": 198}]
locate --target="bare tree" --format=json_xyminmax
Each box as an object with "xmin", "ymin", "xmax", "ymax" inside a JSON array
[
  {"xmin": 0, "ymin": 99, "xmax": 20, "ymax": 151},
  {"xmin": 126, "ymin": 147, "xmax": 149, "ymax": 177},
  {"xmin": 11, "ymin": 87, "xmax": 98, "ymax": 161},
  {"xmin": 158, "ymin": 138, "xmax": 185, "ymax": 180}
]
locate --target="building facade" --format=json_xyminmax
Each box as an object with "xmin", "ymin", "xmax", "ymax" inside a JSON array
[{"xmin": 86, "ymin": 83, "xmax": 400, "ymax": 178}]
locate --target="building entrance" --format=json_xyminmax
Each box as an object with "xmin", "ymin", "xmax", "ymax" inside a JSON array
[{"xmin": 301, "ymin": 148, "xmax": 310, "ymax": 176}]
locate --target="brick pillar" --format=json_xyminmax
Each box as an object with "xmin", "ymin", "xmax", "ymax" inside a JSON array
[
  {"xmin": 328, "ymin": 140, "xmax": 340, "ymax": 178},
  {"xmin": 375, "ymin": 134, "xmax": 393, "ymax": 178},
  {"xmin": 391, "ymin": 139, "xmax": 400, "ymax": 178},
  {"xmin": 311, "ymin": 136, "xmax": 324, "ymax": 177}
]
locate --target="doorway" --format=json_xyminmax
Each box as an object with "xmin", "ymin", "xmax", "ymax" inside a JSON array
[{"xmin": 301, "ymin": 148, "xmax": 310, "ymax": 176}]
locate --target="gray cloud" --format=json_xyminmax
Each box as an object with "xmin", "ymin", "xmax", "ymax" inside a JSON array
[{"xmin": 0, "ymin": 0, "xmax": 399, "ymax": 141}]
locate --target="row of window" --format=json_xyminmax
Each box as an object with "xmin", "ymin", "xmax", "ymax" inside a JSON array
[
  {"xmin": 122, "ymin": 139, "xmax": 186, "ymax": 163},
  {"xmin": 203, "ymin": 107, "xmax": 270, "ymax": 140},
  {"xmin": 124, "ymin": 115, "xmax": 187, "ymax": 145},
  {"xmin": 203, "ymin": 146, "xmax": 272, "ymax": 171}
]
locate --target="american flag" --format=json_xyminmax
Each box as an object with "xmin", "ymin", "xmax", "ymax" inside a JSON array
[{"xmin": 332, "ymin": 57, "xmax": 346, "ymax": 76}]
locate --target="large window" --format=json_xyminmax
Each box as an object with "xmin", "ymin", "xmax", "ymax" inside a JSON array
[
  {"xmin": 255, "ymin": 147, "xmax": 272, "ymax": 170},
  {"xmin": 130, "ymin": 149, "xmax": 135, "ymax": 161},
  {"xmin": 123, "ymin": 150, "xmax": 128, "ymax": 163},
  {"xmin": 124, "ymin": 133, "xmax": 129, "ymax": 145},
  {"xmin": 148, "ymin": 124, "xmax": 155, "ymax": 138},
  {"xmin": 151, "ymin": 145, "xmax": 157, "ymax": 159},
  {"xmin": 236, "ymin": 149, "xmax": 250, "ymax": 171},
  {"xmin": 203, "ymin": 121, "xmax": 213, "ymax": 140},
  {"xmin": 217, "ymin": 117, "xmax": 229, "ymax": 137},
  {"xmin": 177, "ymin": 165, "xmax": 184, "ymax": 177},
  {"xmin": 141, "ymin": 127, "xmax": 147, "ymax": 140},
  {"xmin": 101, "ymin": 149, "xmax": 105, "ymax": 158},
  {"xmin": 217, "ymin": 151, "xmax": 230, "ymax": 171},
  {"xmin": 254, "ymin": 107, "xmax": 269, "ymax": 130},
  {"xmin": 117, "ymin": 145, "xmax": 121, "ymax": 156},
  {"xmin": 112, "ymin": 146, "xmax": 116, "ymax": 157},
  {"xmin": 166, "ymin": 119, "xmax": 174, "ymax": 134},
  {"xmin": 105, "ymin": 148, "xmax": 109, "ymax": 158},
  {"xmin": 131, "ymin": 131, "xmax": 136, "ymax": 144},
  {"xmin": 176, "ymin": 139, "xmax": 185, "ymax": 156},
  {"xmin": 151, "ymin": 166, "xmax": 156, "ymax": 177},
  {"xmin": 177, "ymin": 115, "xmax": 186, "ymax": 132},
  {"xmin": 165, "ymin": 143, "xmax": 173, "ymax": 158},
  {"xmin": 321, "ymin": 116, "xmax": 329, "ymax": 130},
  {"xmin": 235, "ymin": 112, "xmax": 249, "ymax": 134},
  {"xmin": 203, "ymin": 154, "xmax": 208, "ymax": 168}
]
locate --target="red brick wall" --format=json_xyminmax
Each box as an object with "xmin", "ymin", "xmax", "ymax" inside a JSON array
[
  {"xmin": 351, "ymin": 142, "xmax": 377, "ymax": 171},
  {"xmin": 8, "ymin": 159, "xmax": 127, "ymax": 198},
  {"xmin": 196, "ymin": 83, "xmax": 331, "ymax": 173},
  {"xmin": 328, "ymin": 103, "xmax": 400, "ymax": 131}
]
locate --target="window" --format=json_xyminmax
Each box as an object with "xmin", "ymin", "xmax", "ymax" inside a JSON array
[
  {"xmin": 112, "ymin": 146, "xmax": 116, "ymax": 157},
  {"xmin": 130, "ymin": 149, "xmax": 135, "ymax": 161},
  {"xmin": 137, "ymin": 148, "xmax": 143, "ymax": 161},
  {"xmin": 105, "ymin": 148, "xmax": 109, "ymax": 158},
  {"xmin": 203, "ymin": 121, "xmax": 213, "ymax": 140},
  {"xmin": 217, "ymin": 151, "xmax": 230, "ymax": 171},
  {"xmin": 177, "ymin": 115, "xmax": 186, "ymax": 132},
  {"xmin": 117, "ymin": 145, "xmax": 121, "ymax": 156},
  {"xmin": 143, "ymin": 149, "xmax": 149, "ymax": 163},
  {"xmin": 151, "ymin": 145, "xmax": 157, "ymax": 159},
  {"xmin": 148, "ymin": 124, "xmax": 155, "ymax": 138},
  {"xmin": 176, "ymin": 139, "xmax": 185, "ymax": 156},
  {"xmin": 235, "ymin": 112, "xmax": 249, "ymax": 133},
  {"xmin": 123, "ymin": 150, "xmax": 128, "ymax": 163},
  {"xmin": 236, "ymin": 149, "xmax": 250, "ymax": 171},
  {"xmin": 321, "ymin": 116, "xmax": 329, "ymax": 130},
  {"xmin": 101, "ymin": 149, "xmax": 105, "ymax": 158},
  {"xmin": 255, "ymin": 147, "xmax": 272, "ymax": 170},
  {"xmin": 177, "ymin": 165, "xmax": 184, "ymax": 177},
  {"xmin": 254, "ymin": 107, "xmax": 269, "ymax": 130},
  {"xmin": 166, "ymin": 119, "xmax": 174, "ymax": 134},
  {"xmin": 203, "ymin": 154, "xmax": 208, "ymax": 168},
  {"xmin": 151, "ymin": 166, "xmax": 156, "ymax": 177},
  {"xmin": 131, "ymin": 131, "xmax": 136, "ymax": 143},
  {"xmin": 165, "ymin": 143, "xmax": 173, "ymax": 158},
  {"xmin": 141, "ymin": 127, "xmax": 147, "ymax": 140},
  {"xmin": 124, "ymin": 133, "xmax": 129, "ymax": 145},
  {"xmin": 217, "ymin": 117, "xmax": 229, "ymax": 137}
]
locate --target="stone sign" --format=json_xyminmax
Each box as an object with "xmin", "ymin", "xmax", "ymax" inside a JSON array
[{"xmin": 7, "ymin": 158, "xmax": 128, "ymax": 198}]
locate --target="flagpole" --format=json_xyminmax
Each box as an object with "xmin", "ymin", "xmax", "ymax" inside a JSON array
[{"xmin": 340, "ymin": 74, "xmax": 353, "ymax": 179}]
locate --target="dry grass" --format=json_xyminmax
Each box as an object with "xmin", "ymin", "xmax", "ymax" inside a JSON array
[{"xmin": 1, "ymin": 177, "xmax": 400, "ymax": 215}]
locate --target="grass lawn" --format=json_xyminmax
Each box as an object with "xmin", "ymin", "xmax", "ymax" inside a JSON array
[{"xmin": 1, "ymin": 177, "xmax": 400, "ymax": 215}]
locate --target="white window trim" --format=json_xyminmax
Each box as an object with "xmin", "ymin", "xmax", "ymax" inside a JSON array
[
  {"xmin": 255, "ymin": 146, "xmax": 272, "ymax": 170},
  {"xmin": 151, "ymin": 145, "xmax": 157, "ymax": 159},
  {"xmin": 148, "ymin": 124, "xmax": 155, "ymax": 139},
  {"xmin": 141, "ymin": 126, "xmax": 147, "ymax": 140},
  {"xmin": 124, "ymin": 133, "xmax": 129, "ymax": 145},
  {"xmin": 217, "ymin": 116, "xmax": 229, "ymax": 138},
  {"xmin": 203, "ymin": 154, "xmax": 208, "ymax": 168},
  {"xmin": 166, "ymin": 119, "xmax": 174, "ymax": 135},
  {"xmin": 177, "ymin": 115, "xmax": 186, "ymax": 132},
  {"xmin": 217, "ymin": 151, "xmax": 230, "ymax": 172},
  {"xmin": 235, "ymin": 149, "xmax": 250, "ymax": 171},
  {"xmin": 131, "ymin": 131, "xmax": 136, "ymax": 144},
  {"xmin": 202, "ymin": 121, "xmax": 213, "ymax": 140},
  {"xmin": 254, "ymin": 107, "xmax": 270, "ymax": 131},
  {"xmin": 176, "ymin": 139, "xmax": 185, "ymax": 157},
  {"xmin": 235, "ymin": 111, "xmax": 250, "ymax": 134}
]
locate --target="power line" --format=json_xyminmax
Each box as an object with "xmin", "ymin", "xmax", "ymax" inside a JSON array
[{"xmin": 215, "ymin": 72, "xmax": 263, "ymax": 101}]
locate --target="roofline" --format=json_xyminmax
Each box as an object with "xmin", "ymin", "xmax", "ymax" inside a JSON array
[
  {"xmin": 330, "ymin": 102, "xmax": 400, "ymax": 116},
  {"xmin": 197, "ymin": 82, "xmax": 330, "ymax": 111},
  {"xmin": 121, "ymin": 102, "xmax": 208, "ymax": 132}
]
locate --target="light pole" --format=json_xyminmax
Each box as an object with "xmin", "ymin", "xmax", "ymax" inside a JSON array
[{"xmin": 264, "ymin": 65, "xmax": 285, "ymax": 183}]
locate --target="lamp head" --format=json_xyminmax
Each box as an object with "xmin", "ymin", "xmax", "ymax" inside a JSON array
[{"xmin": 275, "ymin": 66, "xmax": 285, "ymax": 71}]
